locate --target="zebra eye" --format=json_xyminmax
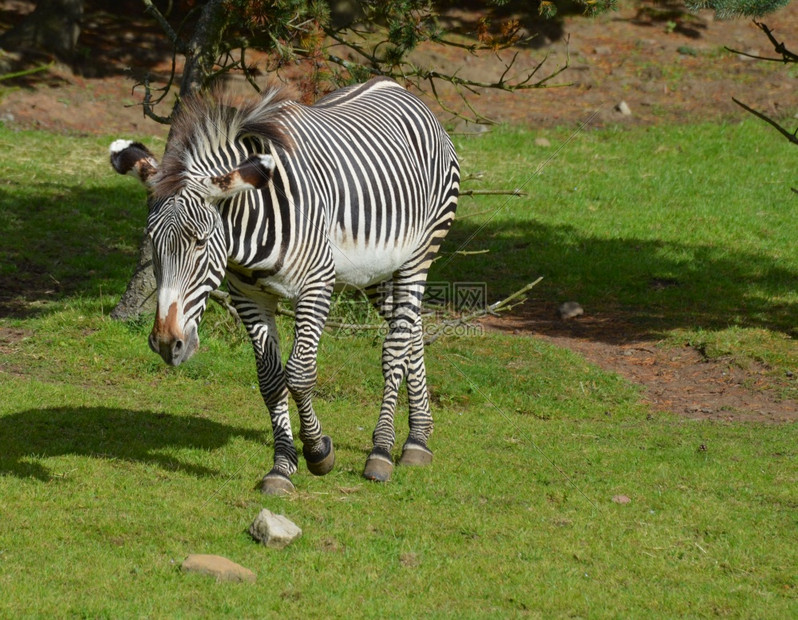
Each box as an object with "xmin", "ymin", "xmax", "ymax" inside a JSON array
[{"xmin": 195, "ymin": 237, "xmax": 208, "ymax": 251}]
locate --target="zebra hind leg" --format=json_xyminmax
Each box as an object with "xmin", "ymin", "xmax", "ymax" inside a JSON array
[
  {"xmin": 393, "ymin": 230, "xmax": 456, "ymax": 469},
  {"xmin": 362, "ymin": 282, "xmax": 394, "ymax": 481},
  {"xmin": 398, "ymin": 317, "xmax": 434, "ymax": 467},
  {"xmin": 363, "ymin": 278, "xmax": 429, "ymax": 482}
]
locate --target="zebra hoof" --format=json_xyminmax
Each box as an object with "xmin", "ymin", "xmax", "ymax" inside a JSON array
[
  {"xmin": 304, "ymin": 435, "xmax": 335, "ymax": 476},
  {"xmin": 363, "ymin": 448, "xmax": 393, "ymax": 482},
  {"xmin": 398, "ymin": 440, "xmax": 433, "ymax": 466},
  {"xmin": 256, "ymin": 471, "xmax": 295, "ymax": 496}
]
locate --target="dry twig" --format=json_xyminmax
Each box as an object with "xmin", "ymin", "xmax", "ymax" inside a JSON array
[
  {"xmin": 209, "ymin": 277, "xmax": 544, "ymax": 346},
  {"xmin": 424, "ymin": 277, "xmax": 543, "ymax": 344}
]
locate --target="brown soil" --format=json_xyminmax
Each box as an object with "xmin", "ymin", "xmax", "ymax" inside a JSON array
[
  {"xmin": 1, "ymin": 1, "xmax": 796, "ymax": 421},
  {"xmin": 480, "ymin": 306, "xmax": 797, "ymax": 423}
]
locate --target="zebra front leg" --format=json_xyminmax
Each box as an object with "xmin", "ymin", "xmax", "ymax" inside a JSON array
[
  {"xmin": 285, "ymin": 284, "xmax": 336, "ymax": 476},
  {"xmin": 232, "ymin": 289, "xmax": 298, "ymax": 495}
]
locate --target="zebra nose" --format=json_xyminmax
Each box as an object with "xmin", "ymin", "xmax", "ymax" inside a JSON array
[
  {"xmin": 159, "ymin": 338, "xmax": 185, "ymax": 366},
  {"xmin": 149, "ymin": 331, "xmax": 187, "ymax": 366}
]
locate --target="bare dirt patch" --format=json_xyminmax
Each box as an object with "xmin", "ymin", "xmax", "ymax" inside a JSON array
[
  {"xmin": 1, "ymin": 1, "xmax": 796, "ymax": 421},
  {"xmin": 0, "ymin": 326, "xmax": 33, "ymax": 378},
  {"xmin": 2, "ymin": 3, "xmax": 798, "ymax": 133},
  {"xmin": 481, "ymin": 304, "xmax": 797, "ymax": 423}
]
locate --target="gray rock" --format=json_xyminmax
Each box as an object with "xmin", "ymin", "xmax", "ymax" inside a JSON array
[
  {"xmin": 249, "ymin": 509, "xmax": 302, "ymax": 549},
  {"xmin": 737, "ymin": 49, "xmax": 760, "ymax": 62},
  {"xmin": 534, "ymin": 137, "xmax": 551, "ymax": 147},
  {"xmin": 453, "ymin": 121, "xmax": 490, "ymax": 136},
  {"xmin": 181, "ymin": 554, "xmax": 256, "ymax": 583},
  {"xmin": 558, "ymin": 301, "xmax": 584, "ymax": 320},
  {"xmin": 615, "ymin": 101, "xmax": 632, "ymax": 116}
]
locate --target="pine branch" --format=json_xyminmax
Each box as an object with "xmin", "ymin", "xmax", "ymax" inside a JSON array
[
  {"xmin": 141, "ymin": 0, "xmax": 185, "ymax": 53},
  {"xmin": 732, "ymin": 97, "xmax": 798, "ymax": 145},
  {"xmin": 0, "ymin": 61, "xmax": 53, "ymax": 82},
  {"xmin": 725, "ymin": 23, "xmax": 798, "ymax": 65},
  {"xmin": 133, "ymin": 73, "xmax": 174, "ymax": 125},
  {"xmin": 754, "ymin": 19, "xmax": 798, "ymax": 62}
]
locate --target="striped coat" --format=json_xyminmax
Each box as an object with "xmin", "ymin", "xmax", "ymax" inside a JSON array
[{"xmin": 111, "ymin": 77, "xmax": 460, "ymax": 493}]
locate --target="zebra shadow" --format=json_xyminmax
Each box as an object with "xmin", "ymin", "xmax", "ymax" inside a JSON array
[{"xmin": 0, "ymin": 406, "xmax": 267, "ymax": 481}]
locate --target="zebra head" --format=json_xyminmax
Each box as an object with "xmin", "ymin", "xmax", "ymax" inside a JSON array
[{"xmin": 109, "ymin": 138, "xmax": 275, "ymax": 366}]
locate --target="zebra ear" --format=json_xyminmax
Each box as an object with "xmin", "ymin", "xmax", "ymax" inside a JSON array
[
  {"xmin": 110, "ymin": 140, "xmax": 159, "ymax": 185},
  {"xmin": 202, "ymin": 154, "xmax": 276, "ymax": 200}
]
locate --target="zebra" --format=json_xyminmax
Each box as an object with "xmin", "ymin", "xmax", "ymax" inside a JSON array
[{"xmin": 110, "ymin": 77, "xmax": 460, "ymax": 494}]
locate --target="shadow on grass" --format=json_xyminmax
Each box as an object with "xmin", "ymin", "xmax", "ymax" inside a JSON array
[
  {"xmin": 2, "ymin": 178, "xmax": 795, "ymax": 342},
  {"xmin": 0, "ymin": 183, "xmax": 147, "ymax": 318},
  {"xmin": 0, "ymin": 406, "xmax": 267, "ymax": 481},
  {"xmin": 0, "ymin": 1, "xmax": 175, "ymax": 80},
  {"xmin": 433, "ymin": 217, "xmax": 798, "ymax": 342}
]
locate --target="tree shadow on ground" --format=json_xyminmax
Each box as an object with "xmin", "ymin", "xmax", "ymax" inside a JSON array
[
  {"xmin": 439, "ymin": 0, "xmax": 568, "ymax": 50},
  {"xmin": 3, "ymin": 176, "xmax": 795, "ymax": 343},
  {"xmin": 617, "ymin": 0, "xmax": 709, "ymax": 40},
  {"xmin": 0, "ymin": 406, "xmax": 267, "ymax": 481},
  {"xmin": 434, "ymin": 216, "xmax": 797, "ymax": 343},
  {"xmin": 0, "ymin": 183, "xmax": 147, "ymax": 319},
  {"xmin": 0, "ymin": 0, "xmax": 175, "ymax": 81}
]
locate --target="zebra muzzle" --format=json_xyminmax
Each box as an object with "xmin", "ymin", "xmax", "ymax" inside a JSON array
[{"xmin": 149, "ymin": 325, "xmax": 198, "ymax": 366}]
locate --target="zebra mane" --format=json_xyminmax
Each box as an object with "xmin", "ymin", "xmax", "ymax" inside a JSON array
[{"xmin": 151, "ymin": 86, "xmax": 294, "ymax": 198}]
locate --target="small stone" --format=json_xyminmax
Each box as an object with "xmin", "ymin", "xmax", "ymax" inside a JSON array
[
  {"xmin": 181, "ymin": 554, "xmax": 256, "ymax": 583},
  {"xmin": 612, "ymin": 495, "xmax": 631, "ymax": 505},
  {"xmin": 615, "ymin": 101, "xmax": 632, "ymax": 116},
  {"xmin": 453, "ymin": 121, "xmax": 490, "ymax": 136},
  {"xmin": 249, "ymin": 509, "xmax": 302, "ymax": 549},
  {"xmin": 738, "ymin": 49, "xmax": 760, "ymax": 62},
  {"xmin": 534, "ymin": 137, "xmax": 551, "ymax": 147},
  {"xmin": 558, "ymin": 301, "xmax": 584, "ymax": 320}
]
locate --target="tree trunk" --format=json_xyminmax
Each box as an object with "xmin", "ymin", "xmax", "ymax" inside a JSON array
[
  {"xmin": 110, "ymin": 229, "xmax": 157, "ymax": 321},
  {"xmin": 111, "ymin": 0, "xmax": 230, "ymax": 321},
  {"xmin": 179, "ymin": 0, "xmax": 229, "ymax": 97},
  {"xmin": 0, "ymin": 0, "xmax": 85, "ymax": 61}
]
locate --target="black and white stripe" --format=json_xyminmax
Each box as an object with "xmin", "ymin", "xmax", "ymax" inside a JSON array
[{"xmin": 111, "ymin": 77, "xmax": 459, "ymax": 491}]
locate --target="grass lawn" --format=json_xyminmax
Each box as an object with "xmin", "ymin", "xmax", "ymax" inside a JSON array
[{"xmin": 0, "ymin": 120, "xmax": 795, "ymax": 617}]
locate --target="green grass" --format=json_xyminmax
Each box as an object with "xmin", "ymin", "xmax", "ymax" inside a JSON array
[
  {"xmin": 446, "ymin": 121, "xmax": 798, "ymax": 379},
  {"xmin": 0, "ymin": 122, "xmax": 796, "ymax": 616}
]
